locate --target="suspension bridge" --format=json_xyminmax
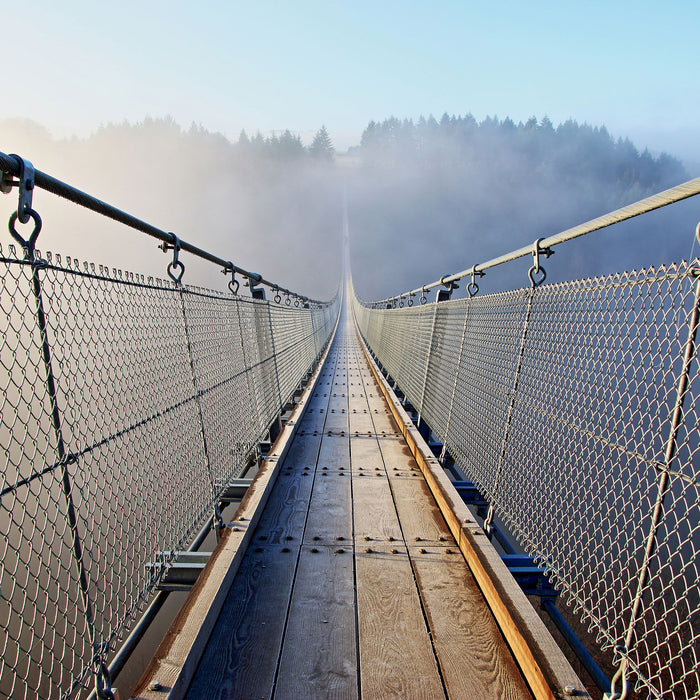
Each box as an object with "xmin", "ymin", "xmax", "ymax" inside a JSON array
[{"xmin": 0, "ymin": 151, "xmax": 699, "ymax": 700}]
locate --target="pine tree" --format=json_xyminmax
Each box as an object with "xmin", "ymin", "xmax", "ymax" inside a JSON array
[{"xmin": 309, "ymin": 125, "xmax": 335, "ymax": 160}]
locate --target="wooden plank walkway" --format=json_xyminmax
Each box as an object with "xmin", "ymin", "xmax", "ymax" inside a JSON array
[{"xmin": 181, "ymin": 306, "xmax": 537, "ymax": 700}]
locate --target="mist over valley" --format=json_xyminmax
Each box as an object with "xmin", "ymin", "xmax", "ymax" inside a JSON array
[{"xmin": 1, "ymin": 114, "xmax": 695, "ymax": 301}]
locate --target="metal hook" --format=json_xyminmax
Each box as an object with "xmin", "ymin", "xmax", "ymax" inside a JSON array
[
  {"xmin": 160, "ymin": 234, "xmax": 185, "ymax": 284},
  {"xmin": 222, "ymin": 261, "xmax": 239, "ymax": 294},
  {"xmin": 468, "ymin": 265, "xmax": 484, "ymax": 297},
  {"xmin": 607, "ymin": 646, "xmax": 630, "ymax": 700},
  {"xmin": 420, "ymin": 287, "xmax": 427, "ymax": 305},
  {"xmin": 94, "ymin": 660, "xmax": 115, "ymax": 700},
  {"xmin": 528, "ymin": 238, "xmax": 551, "ymax": 288},
  {"xmin": 8, "ymin": 209, "xmax": 42, "ymax": 258},
  {"xmin": 274, "ymin": 288, "xmax": 281, "ymax": 304}
]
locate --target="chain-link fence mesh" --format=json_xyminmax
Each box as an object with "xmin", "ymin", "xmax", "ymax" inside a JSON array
[
  {"xmin": 0, "ymin": 242, "xmax": 338, "ymax": 699},
  {"xmin": 353, "ymin": 262, "xmax": 700, "ymax": 699}
]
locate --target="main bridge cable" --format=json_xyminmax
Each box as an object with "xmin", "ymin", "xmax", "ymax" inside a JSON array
[
  {"xmin": 370, "ymin": 176, "xmax": 700, "ymax": 306},
  {"xmin": 0, "ymin": 151, "xmax": 326, "ymax": 306}
]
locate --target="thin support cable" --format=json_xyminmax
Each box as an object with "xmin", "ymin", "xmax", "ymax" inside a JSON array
[
  {"xmin": 177, "ymin": 287, "xmax": 224, "ymax": 535},
  {"xmin": 236, "ymin": 301, "xmax": 263, "ymax": 452},
  {"xmin": 484, "ymin": 287, "xmax": 535, "ymax": 535},
  {"xmin": 611, "ymin": 272, "xmax": 700, "ymax": 700},
  {"xmin": 441, "ymin": 300, "xmax": 471, "ymax": 464},
  {"xmin": 25, "ymin": 242, "xmax": 107, "ymax": 696},
  {"xmin": 418, "ymin": 302, "xmax": 441, "ymax": 423}
]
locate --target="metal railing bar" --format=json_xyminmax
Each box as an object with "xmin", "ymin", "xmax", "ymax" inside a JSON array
[
  {"xmin": 369, "ymin": 177, "xmax": 700, "ymax": 304},
  {"xmin": 0, "ymin": 151, "xmax": 328, "ymax": 305}
]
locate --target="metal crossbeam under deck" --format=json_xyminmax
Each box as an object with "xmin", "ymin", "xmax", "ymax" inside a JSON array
[{"xmin": 133, "ymin": 302, "xmax": 587, "ymax": 700}]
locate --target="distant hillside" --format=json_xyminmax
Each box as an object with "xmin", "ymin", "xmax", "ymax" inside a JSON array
[
  {"xmin": 1, "ymin": 115, "xmax": 694, "ymax": 301},
  {"xmin": 347, "ymin": 114, "xmax": 692, "ymax": 298}
]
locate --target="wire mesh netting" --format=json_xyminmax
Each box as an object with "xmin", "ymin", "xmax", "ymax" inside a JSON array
[
  {"xmin": 353, "ymin": 262, "xmax": 700, "ymax": 699},
  {"xmin": 0, "ymin": 242, "xmax": 339, "ymax": 699}
]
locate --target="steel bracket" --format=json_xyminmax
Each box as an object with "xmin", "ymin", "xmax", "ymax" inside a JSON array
[
  {"xmin": 146, "ymin": 551, "xmax": 212, "ymax": 592},
  {"xmin": 220, "ymin": 477, "xmax": 254, "ymax": 502},
  {"xmin": 2, "ymin": 155, "xmax": 35, "ymax": 223},
  {"xmin": 501, "ymin": 554, "xmax": 559, "ymax": 598}
]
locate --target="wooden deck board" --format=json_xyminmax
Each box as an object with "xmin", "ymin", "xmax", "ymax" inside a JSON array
[
  {"xmin": 355, "ymin": 543, "xmax": 445, "ymax": 700},
  {"xmin": 352, "ymin": 476, "xmax": 403, "ymax": 543},
  {"xmin": 348, "ymin": 436, "xmax": 384, "ymax": 472},
  {"xmin": 303, "ymin": 453, "xmax": 353, "ymax": 545},
  {"xmin": 253, "ymin": 472, "xmax": 315, "ymax": 545},
  {"xmin": 282, "ymin": 432, "xmax": 323, "ymax": 465},
  {"xmin": 186, "ymin": 544, "xmax": 299, "ymax": 700},
  {"xmin": 318, "ymin": 433, "xmax": 351, "ymax": 469},
  {"xmin": 408, "ymin": 545, "xmax": 534, "ymax": 700},
  {"xmin": 388, "ymin": 476, "xmax": 455, "ymax": 545},
  {"xmin": 274, "ymin": 544, "xmax": 358, "ymax": 700}
]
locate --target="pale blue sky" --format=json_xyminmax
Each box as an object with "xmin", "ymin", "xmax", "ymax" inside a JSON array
[{"xmin": 3, "ymin": 1, "xmax": 700, "ymax": 161}]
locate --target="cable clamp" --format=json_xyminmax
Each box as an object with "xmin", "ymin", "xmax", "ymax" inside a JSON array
[{"xmin": 440, "ymin": 274, "xmax": 459, "ymax": 292}]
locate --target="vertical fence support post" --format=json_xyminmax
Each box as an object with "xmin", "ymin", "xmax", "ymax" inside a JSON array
[{"xmin": 609, "ymin": 271, "xmax": 700, "ymax": 700}]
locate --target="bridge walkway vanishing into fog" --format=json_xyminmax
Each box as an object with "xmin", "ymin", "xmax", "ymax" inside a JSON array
[
  {"xmin": 2, "ymin": 151, "xmax": 700, "ymax": 700},
  {"xmin": 133, "ymin": 299, "xmax": 586, "ymax": 700}
]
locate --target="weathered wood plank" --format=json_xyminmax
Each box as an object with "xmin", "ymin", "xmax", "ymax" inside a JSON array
[
  {"xmin": 299, "ymin": 406, "xmax": 329, "ymax": 432},
  {"xmin": 303, "ymin": 467, "xmax": 353, "ymax": 545},
  {"xmin": 318, "ymin": 434, "xmax": 351, "ymax": 469},
  {"xmin": 348, "ymin": 436, "xmax": 384, "ymax": 472},
  {"xmin": 377, "ymin": 436, "xmax": 421, "ymax": 474},
  {"xmin": 324, "ymin": 406, "xmax": 349, "ymax": 434},
  {"xmin": 355, "ymin": 543, "xmax": 445, "ymax": 700},
  {"xmin": 254, "ymin": 472, "xmax": 315, "ymax": 545},
  {"xmin": 184, "ymin": 544, "xmax": 298, "ymax": 700},
  {"xmin": 352, "ymin": 476, "xmax": 403, "ymax": 543},
  {"xmin": 275, "ymin": 545, "xmax": 358, "ymax": 700},
  {"xmin": 283, "ymin": 432, "xmax": 323, "ymax": 465},
  {"xmin": 368, "ymin": 407, "xmax": 398, "ymax": 434},
  {"xmin": 347, "ymin": 407, "xmax": 375, "ymax": 434},
  {"xmin": 408, "ymin": 545, "xmax": 533, "ymax": 700},
  {"xmin": 389, "ymin": 476, "xmax": 454, "ymax": 545}
]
